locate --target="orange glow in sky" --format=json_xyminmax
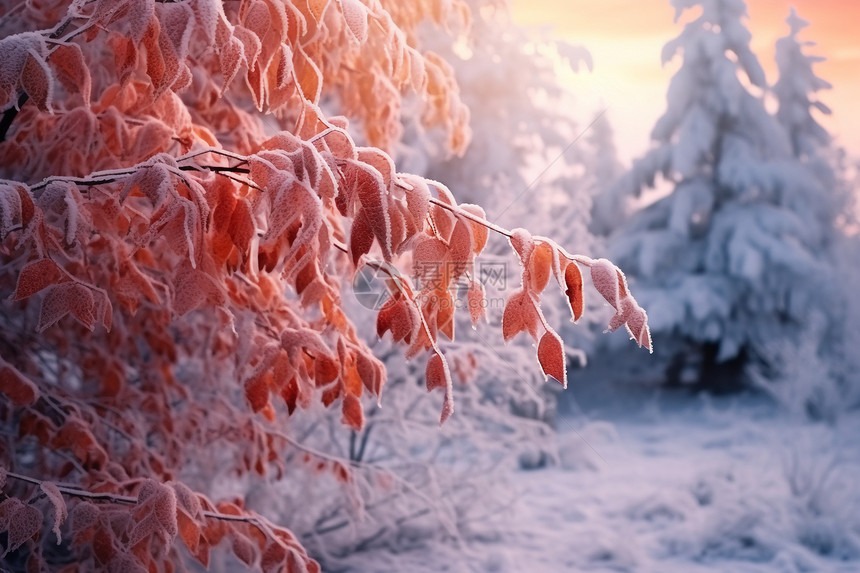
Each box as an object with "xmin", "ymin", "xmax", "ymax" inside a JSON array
[{"xmin": 511, "ymin": 0, "xmax": 860, "ymax": 163}]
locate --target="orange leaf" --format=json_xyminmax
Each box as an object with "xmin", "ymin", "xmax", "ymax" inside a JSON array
[
  {"xmin": 528, "ymin": 241, "xmax": 553, "ymax": 293},
  {"xmin": 425, "ymin": 353, "xmax": 447, "ymax": 392},
  {"xmin": 341, "ymin": 393, "xmax": 364, "ymax": 431},
  {"xmin": 564, "ymin": 263, "xmax": 584, "ymax": 322},
  {"xmin": 459, "ymin": 204, "xmax": 488, "ymax": 255},
  {"xmin": 448, "ymin": 218, "xmax": 473, "ymax": 282},
  {"xmin": 467, "ymin": 280, "xmax": 485, "ymax": 326},
  {"xmin": 502, "ymin": 289, "xmax": 539, "ymax": 342},
  {"xmin": 377, "ymin": 295, "xmax": 417, "ymax": 343},
  {"xmin": 177, "ymin": 511, "xmax": 200, "ymax": 553},
  {"xmin": 537, "ymin": 330, "xmax": 567, "ymax": 388}
]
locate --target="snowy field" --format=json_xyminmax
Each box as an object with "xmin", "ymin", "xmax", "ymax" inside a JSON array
[{"xmin": 344, "ymin": 389, "xmax": 860, "ymax": 573}]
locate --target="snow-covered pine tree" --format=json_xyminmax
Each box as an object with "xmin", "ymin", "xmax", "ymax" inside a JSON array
[
  {"xmin": 605, "ymin": 0, "xmax": 839, "ymax": 388},
  {"xmin": 748, "ymin": 8, "xmax": 860, "ymax": 419},
  {"xmin": 774, "ymin": 8, "xmax": 832, "ymax": 160},
  {"xmin": 586, "ymin": 111, "xmax": 625, "ymax": 237}
]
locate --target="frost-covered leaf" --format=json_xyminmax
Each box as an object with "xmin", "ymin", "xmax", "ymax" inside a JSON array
[
  {"xmin": 21, "ymin": 51, "xmax": 52, "ymax": 111},
  {"xmin": 625, "ymin": 300, "xmax": 652, "ymax": 352},
  {"xmin": 38, "ymin": 283, "xmax": 97, "ymax": 332},
  {"xmin": 448, "ymin": 218, "xmax": 473, "ymax": 280},
  {"xmin": 13, "ymin": 259, "xmax": 68, "ymax": 300},
  {"xmin": 400, "ymin": 174, "xmax": 430, "ymax": 231},
  {"xmin": 349, "ymin": 213, "xmax": 374, "ymax": 266},
  {"xmin": 591, "ymin": 258, "xmax": 621, "ymax": 310},
  {"xmin": 467, "ymin": 280, "xmax": 485, "ymax": 326},
  {"xmin": 528, "ymin": 241, "xmax": 553, "ymax": 293},
  {"xmin": 130, "ymin": 479, "xmax": 178, "ymax": 548},
  {"xmin": 340, "ymin": 0, "xmax": 368, "ymax": 43},
  {"xmin": 537, "ymin": 330, "xmax": 567, "ymax": 388},
  {"xmin": 425, "ymin": 353, "xmax": 446, "ymax": 392},
  {"xmin": 50, "ymin": 43, "xmax": 91, "ymax": 104},
  {"xmin": 3, "ymin": 502, "xmax": 41, "ymax": 557},
  {"xmin": 502, "ymin": 289, "xmax": 539, "ymax": 342},
  {"xmin": 345, "ymin": 160, "xmax": 391, "ymax": 260},
  {"xmin": 509, "ymin": 228, "xmax": 534, "ymax": 261},
  {"xmin": 563, "ymin": 262, "xmax": 584, "ymax": 322},
  {"xmin": 377, "ymin": 295, "xmax": 417, "ymax": 343},
  {"xmin": 341, "ymin": 393, "xmax": 364, "ymax": 431},
  {"xmin": 40, "ymin": 481, "xmax": 68, "ymax": 544},
  {"xmin": 459, "ymin": 204, "xmax": 488, "ymax": 254}
]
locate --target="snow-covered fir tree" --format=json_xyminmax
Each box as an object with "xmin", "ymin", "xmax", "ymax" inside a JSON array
[
  {"xmin": 774, "ymin": 8, "xmax": 832, "ymax": 160},
  {"xmin": 605, "ymin": 0, "xmax": 841, "ymax": 388},
  {"xmin": 586, "ymin": 111, "xmax": 625, "ymax": 237}
]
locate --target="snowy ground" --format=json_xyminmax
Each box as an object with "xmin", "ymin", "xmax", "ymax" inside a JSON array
[{"xmin": 343, "ymin": 389, "xmax": 860, "ymax": 572}]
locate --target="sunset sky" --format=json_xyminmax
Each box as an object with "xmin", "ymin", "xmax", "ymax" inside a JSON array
[{"xmin": 510, "ymin": 1, "xmax": 860, "ymax": 163}]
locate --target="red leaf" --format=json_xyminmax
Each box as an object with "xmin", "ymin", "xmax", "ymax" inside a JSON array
[
  {"xmin": 502, "ymin": 289, "xmax": 539, "ymax": 342},
  {"xmin": 314, "ymin": 355, "xmax": 340, "ymax": 385},
  {"xmin": 13, "ymin": 259, "xmax": 69, "ymax": 300},
  {"xmin": 349, "ymin": 212, "xmax": 374, "ymax": 266},
  {"xmin": 4, "ymin": 503, "xmax": 41, "ymax": 557},
  {"xmin": 411, "ymin": 236, "xmax": 447, "ymax": 288},
  {"xmin": 400, "ymin": 174, "xmax": 430, "ymax": 231},
  {"xmin": 425, "ymin": 353, "xmax": 447, "ymax": 392},
  {"xmin": 231, "ymin": 534, "xmax": 257, "ymax": 566},
  {"xmin": 0, "ymin": 363, "xmax": 38, "ymax": 406},
  {"xmin": 459, "ymin": 204, "xmax": 488, "ymax": 255},
  {"xmin": 528, "ymin": 241, "xmax": 553, "ymax": 293},
  {"xmin": 346, "ymin": 160, "xmax": 391, "ymax": 260},
  {"xmin": 341, "ymin": 393, "xmax": 364, "ymax": 431},
  {"xmin": 537, "ymin": 330, "xmax": 567, "ymax": 388},
  {"xmin": 467, "ymin": 281, "xmax": 485, "ymax": 326},
  {"xmin": 49, "ymin": 43, "xmax": 91, "ymax": 104},
  {"xmin": 38, "ymin": 283, "xmax": 96, "ymax": 332},
  {"xmin": 261, "ymin": 542, "xmax": 287, "ymax": 573},
  {"xmin": 564, "ymin": 263, "xmax": 584, "ymax": 322},
  {"xmin": 435, "ymin": 289, "xmax": 456, "ymax": 341},
  {"xmin": 377, "ymin": 295, "xmax": 417, "ymax": 343},
  {"xmin": 245, "ymin": 374, "xmax": 270, "ymax": 413},
  {"xmin": 321, "ymin": 383, "xmax": 341, "ymax": 407},
  {"xmin": 280, "ymin": 378, "xmax": 299, "ymax": 415},
  {"xmin": 448, "ymin": 218, "xmax": 472, "ymax": 282},
  {"xmin": 229, "ymin": 198, "xmax": 255, "ymax": 253},
  {"xmin": 21, "ymin": 52, "xmax": 52, "ymax": 111},
  {"xmin": 177, "ymin": 510, "xmax": 200, "ymax": 553}
]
